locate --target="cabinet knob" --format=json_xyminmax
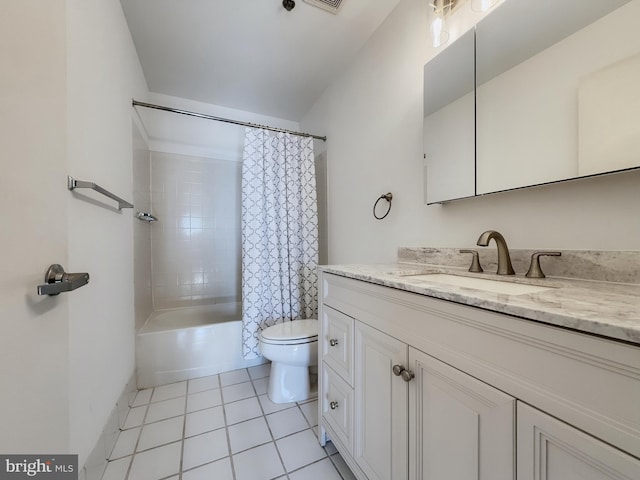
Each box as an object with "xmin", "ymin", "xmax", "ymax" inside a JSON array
[
  {"xmin": 329, "ymin": 338, "xmax": 339, "ymax": 347},
  {"xmin": 401, "ymin": 369, "xmax": 415, "ymax": 382},
  {"xmin": 392, "ymin": 365, "xmax": 415, "ymax": 382},
  {"xmin": 330, "ymin": 401, "xmax": 339, "ymax": 410}
]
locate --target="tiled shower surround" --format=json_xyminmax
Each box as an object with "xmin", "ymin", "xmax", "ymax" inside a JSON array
[{"xmin": 150, "ymin": 152, "xmax": 242, "ymax": 309}]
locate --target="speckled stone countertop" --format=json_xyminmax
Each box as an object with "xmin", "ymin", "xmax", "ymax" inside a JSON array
[{"xmin": 319, "ymin": 261, "xmax": 640, "ymax": 346}]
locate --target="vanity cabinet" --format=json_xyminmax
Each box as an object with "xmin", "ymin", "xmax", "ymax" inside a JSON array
[
  {"xmin": 324, "ymin": 313, "xmax": 515, "ymax": 480},
  {"xmin": 318, "ymin": 272, "xmax": 640, "ymax": 480}
]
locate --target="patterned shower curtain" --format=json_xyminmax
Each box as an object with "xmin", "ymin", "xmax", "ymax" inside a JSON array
[{"xmin": 241, "ymin": 128, "xmax": 319, "ymax": 359}]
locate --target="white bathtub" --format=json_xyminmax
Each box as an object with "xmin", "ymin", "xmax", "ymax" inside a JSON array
[{"xmin": 136, "ymin": 303, "xmax": 266, "ymax": 388}]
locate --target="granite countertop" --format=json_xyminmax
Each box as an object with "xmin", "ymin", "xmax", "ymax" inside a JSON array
[{"xmin": 319, "ymin": 263, "xmax": 640, "ymax": 345}]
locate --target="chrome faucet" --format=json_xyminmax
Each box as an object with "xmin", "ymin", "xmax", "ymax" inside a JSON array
[{"xmin": 476, "ymin": 230, "xmax": 515, "ymax": 275}]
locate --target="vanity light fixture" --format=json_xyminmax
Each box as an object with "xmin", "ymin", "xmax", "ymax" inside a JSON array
[
  {"xmin": 429, "ymin": 0, "xmax": 498, "ymax": 48},
  {"xmin": 430, "ymin": 0, "xmax": 454, "ymax": 48},
  {"xmin": 471, "ymin": 0, "xmax": 497, "ymax": 12}
]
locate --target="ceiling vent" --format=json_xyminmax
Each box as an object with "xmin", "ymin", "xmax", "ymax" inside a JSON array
[{"xmin": 303, "ymin": 0, "xmax": 346, "ymax": 15}]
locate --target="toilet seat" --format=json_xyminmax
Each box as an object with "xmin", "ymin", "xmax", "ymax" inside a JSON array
[{"xmin": 259, "ymin": 319, "xmax": 318, "ymax": 345}]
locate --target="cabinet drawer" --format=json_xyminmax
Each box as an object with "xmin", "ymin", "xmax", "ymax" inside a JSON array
[
  {"xmin": 322, "ymin": 305, "xmax": 354, "ymax": 385},
  {"xmin": 322, "ymin": 364, "xmax": 354, "ymax": 454}
]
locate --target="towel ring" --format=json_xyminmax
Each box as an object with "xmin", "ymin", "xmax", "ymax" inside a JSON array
[{"xmin": 373, "ymin": 192, "xmax": 393, "ymax": 220}]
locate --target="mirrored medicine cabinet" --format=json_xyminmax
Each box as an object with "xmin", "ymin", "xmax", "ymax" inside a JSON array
[{"xmin": 423, "ymin": 0, "xmax": 640, "ymax": 204}]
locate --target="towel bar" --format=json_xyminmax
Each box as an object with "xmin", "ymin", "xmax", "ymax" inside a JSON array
[{"xmin": 68, "ymin": 176, "xmax": 133, "ymax": 210}]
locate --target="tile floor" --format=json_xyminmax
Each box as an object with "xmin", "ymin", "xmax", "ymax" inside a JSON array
[{"xmin": 101, "ymin": 364, "xmax": 356, "ymax": 480}]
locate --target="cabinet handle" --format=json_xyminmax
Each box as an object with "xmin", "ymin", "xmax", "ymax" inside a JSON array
[
  {"xmin": 392, "ymin": 364, "xmax": 415, "ymax": 382},
  {"xmin": 329, "ymin": 338, "xmax": 339, "ymax": 347},
  {"xmin": 330, "ymin": 401, "xmax": 339, "ymax": 410}
]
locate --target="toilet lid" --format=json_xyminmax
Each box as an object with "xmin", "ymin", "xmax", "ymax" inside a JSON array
[{"xmin": 260, "ymin": 319, "xmax": 318, "ymax": 342}]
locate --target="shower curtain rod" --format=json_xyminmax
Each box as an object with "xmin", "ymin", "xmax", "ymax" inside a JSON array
[{"xmin": 132, "ymin": 100, "xmax": 327, "ymax": 142}]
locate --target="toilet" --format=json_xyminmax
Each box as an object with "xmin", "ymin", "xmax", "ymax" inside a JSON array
[{"xmin": 259, "ymin": 319, "xmax": 318, "ymax": 404}]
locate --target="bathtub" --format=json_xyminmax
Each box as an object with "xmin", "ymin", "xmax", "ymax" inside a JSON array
[{"xmin": 136, "ymin": 303, "xmax": 266, "ymax": 388}]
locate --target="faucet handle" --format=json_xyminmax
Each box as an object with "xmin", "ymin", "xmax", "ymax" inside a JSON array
[
  {"xmin": 526, "ymin": 252, "xmax": 561, "ymax": 279},
  {"xmin": 460, "ymin": 249, "xmax": 484, "ymax": 273}
]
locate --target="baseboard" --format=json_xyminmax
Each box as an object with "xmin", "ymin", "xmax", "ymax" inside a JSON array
[{"xmin": 79, "ymin": 372, "xmax": 138, "ymax": 480}]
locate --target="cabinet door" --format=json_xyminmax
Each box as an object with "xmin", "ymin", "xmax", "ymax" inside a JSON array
[
  {"xmin": 409, "ymin": 347, "xmax": 515, "ymax": 480},
  {"xmin": 518, "ymin": 402, "xmax": 640, "ymax": 480},
  {"xmin": 354, "ymin": 321, "xmax": 408, "ymax": 480}
]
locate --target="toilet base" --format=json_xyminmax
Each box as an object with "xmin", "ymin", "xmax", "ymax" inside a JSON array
[{"xmin": 267, "ymin": 362, "xmax": 311, "ymax": 404}]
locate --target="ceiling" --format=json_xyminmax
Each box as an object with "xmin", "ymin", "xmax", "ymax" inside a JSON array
[{"xmin": 120, "ymin": 0, "xmax": 401, "ymax": 121}]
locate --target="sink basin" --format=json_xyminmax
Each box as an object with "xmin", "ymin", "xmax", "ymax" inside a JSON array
[{"xmin": 406, "ymin": 273, "xmax": 553, "ymax": 295}]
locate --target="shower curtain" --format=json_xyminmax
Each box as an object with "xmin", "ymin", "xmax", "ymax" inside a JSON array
[{"xmin": 241, "ymin": 127, "xmax": 319, "ymax": 359}]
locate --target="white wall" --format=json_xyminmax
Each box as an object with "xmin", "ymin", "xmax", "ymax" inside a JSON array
[
  {"xmin": 66, "ymin": 0, "xmax": 148, "ymax": 464},
  {"xmin": 0, "ymin": 0, "xmax": 147, "ymax": 465},
  {"xmin": 136, "ymin": 92, "xmax": 300, "ymax": 161},
  {"xmin": 0, "ymin": 0, "xmax": 70, "ymax": 453},
  {"xmin": 301, "ymin": 0, "xmax": 640, "ymax": 264},
  {"xmin": 133, "ymin": 123, "xmax": 152, "ymax": 332}
]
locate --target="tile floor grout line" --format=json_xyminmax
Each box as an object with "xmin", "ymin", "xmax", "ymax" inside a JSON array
[
  {"xmin": 122, "ymin": 413, "xmax": 183, "ymax": 430},
  {"xmin": 102, "ymin": 368, "xmax": 347, "ymax": 480},
  {"xmin": 250, "ymin": 369, "xmax": 289, "ymax": 479},
  {"xmin": 265, "ymin": 396, "xmax": 326, "ymax": 478},
  {"xmin": 285, "ymin": 455, "xmax": 333, "ymax": 477},
  {"xmin": 177, "ymin": 381, "xmax": 188, "ymax": 480},
  {"xmin": 123, "ymin": 387, "xmax": 151, "ymax": 480},
  {"xmin": 120, "ymin": 446, "xmax": 135, "ymax": 480},
  {"xmin": 296, "ymin": 403, "xmax": 313, "ymax": 431},
  {"xmin": 219, "ymin": 371, "xmax": 238, "ymax": 480}
]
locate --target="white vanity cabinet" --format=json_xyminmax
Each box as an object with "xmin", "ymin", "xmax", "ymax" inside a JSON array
[{"xmin": 318, "ymin": 272, "xmax": 640, "ymax": 480}]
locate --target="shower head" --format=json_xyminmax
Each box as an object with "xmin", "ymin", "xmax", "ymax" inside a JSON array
[
  {"xmin": 283, "ymin": 0, "xmax": 295, "ymax": 11},
  {"xmin": 136, "ymin": 211, "xmax": 158, "ymax": 222}
]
